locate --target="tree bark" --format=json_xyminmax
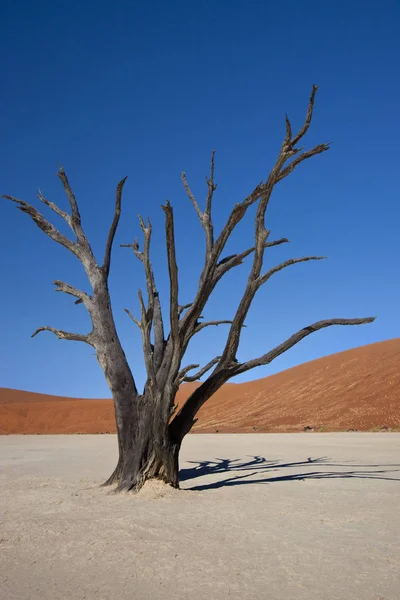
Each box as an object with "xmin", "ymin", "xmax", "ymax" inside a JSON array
[{"xmin": 104, "ymin": 389, "xmax": 181, "ymax": 493}]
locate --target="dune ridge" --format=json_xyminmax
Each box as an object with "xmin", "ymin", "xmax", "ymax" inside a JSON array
[{"xmin": 1, "ymin": 339, "xmax": 399, "ymax": 434}]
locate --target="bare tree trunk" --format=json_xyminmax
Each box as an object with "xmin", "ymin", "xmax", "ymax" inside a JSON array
[
  {"xmin": 104, "ymin": 386, "xmax": 180, "ymax": 492},
  {"xmin": 93, "ymin": 284, "xmax": 181, "ymax": 493}
]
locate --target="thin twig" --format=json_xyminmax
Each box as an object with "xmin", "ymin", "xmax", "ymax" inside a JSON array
[{"xmin": 182, "ymin": 356, "xmax": 222, "ymax": 382}]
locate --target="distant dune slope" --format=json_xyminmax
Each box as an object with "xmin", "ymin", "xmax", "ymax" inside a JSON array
[{"xmin": 1, "ymin": 339, "xmax": 399, "ymax": 434}]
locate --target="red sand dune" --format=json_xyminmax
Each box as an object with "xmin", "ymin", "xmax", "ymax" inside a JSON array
[{"xmin": 1, "ymin": 339, "xmax": 399, "ymax": 434}]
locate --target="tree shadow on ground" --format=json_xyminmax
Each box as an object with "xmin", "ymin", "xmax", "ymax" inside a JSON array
[{"xmin": 179, "ymin": 456, "xmax": 400, "ymax": 491}]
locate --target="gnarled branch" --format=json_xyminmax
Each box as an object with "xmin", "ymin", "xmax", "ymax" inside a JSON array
[
  {"xmin": 289, "ymin": 84, "xmax": 319, "ymax": 148},
  {"xmin": 276, "ymin": 143, "xmax": 331, "ymax": 183},
  {"xmin": 194, "ymin": 320, "xmax": 236, "ymax": 333},
  {"xmin": 31, "ymin": 326, "xmax": 95, "ymax": 346},
  {"xmin": 5, "ymin": 169, "xmax": 98, "ymax": 277},
  {"xmin": 284, "ymin": 114, "xmax": 292, "ymax": 146},
  {"xmin": 53, "ymin": 280, "xmax": 91, "ymax": 306},
  {"xmin": 37, "ymin": 189, "xmax": 72, "ymax": 228},
  {"xmin": 178, "ymin": 303, "xmax": 192, "ymax": 317},
  {"xmin": 181, "ymin": 150, "xmax": 216, "ymax": 255},
  {"xmin": 181, "ymin": 173, "xmax": 202, "ymax": 221},
  {"xmin": 182, "ymin": 356, "xmax": 222, "ymax": 383},
  {"xmin": 216, "ymin": 237, "xmax": 290, "ymax": 276},
  {"xmin": 257, "ymin": 256, "xmax": 327, "ymax": 287},
  {"xmin": 124, "ymin": 308, "xmax": 141, "ymax": 328},
  {"xmin": 3, "ymin": 195, "xmax": 79, "ymax": 256},
  {"xmin": 235, "ymin": 317, "xmax": 376, "ymax": 375},
  {"xmin": 177, "ymin": 363, "xmax": 200, "ymax": 381},
  {"xmin": 57, "ymin": 167, "xmax": 82, "ymax": 227},
  {"xmin": 56, "ymin": 167, "xmax": 97, "ymax": 272}
]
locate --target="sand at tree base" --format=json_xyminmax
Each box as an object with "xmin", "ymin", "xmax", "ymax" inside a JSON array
[{"xmin": 0, "ymin": 433, "xmax": 399, "ymax": 600}]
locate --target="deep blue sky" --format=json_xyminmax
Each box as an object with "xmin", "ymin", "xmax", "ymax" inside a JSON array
[{"xmin": 1, "ymin": 0, "xmax": 399, "ymax": 397}]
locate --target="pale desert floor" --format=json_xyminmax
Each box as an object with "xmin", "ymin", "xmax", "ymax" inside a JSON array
[{"xmin": 0, "ymin": 434, "xmax": 399, "ymax": 600}]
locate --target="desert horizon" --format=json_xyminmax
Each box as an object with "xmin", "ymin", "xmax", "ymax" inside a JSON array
[{"xmin": 2, "ymin": 337, "xmax": 399, "ymax": 435}]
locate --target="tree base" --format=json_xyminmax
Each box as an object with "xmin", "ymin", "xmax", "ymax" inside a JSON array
[{"xmin": 102, "ymin": 439, "xmax": 181, "ymax": 494}]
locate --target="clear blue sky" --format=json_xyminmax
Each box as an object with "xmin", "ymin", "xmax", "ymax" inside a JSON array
[{"xmin": 1, "ymin": 0, "xmax": 399, "ymax": 398}]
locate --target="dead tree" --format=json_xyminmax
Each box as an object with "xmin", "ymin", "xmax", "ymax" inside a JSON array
[{"xmin": 4, "ymin": 86, "xmax": 375, "ymax": 492}]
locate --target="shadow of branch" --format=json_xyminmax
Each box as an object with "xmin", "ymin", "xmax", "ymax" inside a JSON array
[{"xmin": 179, "ymin": 456, "xmax": 400, "ymax": 491}]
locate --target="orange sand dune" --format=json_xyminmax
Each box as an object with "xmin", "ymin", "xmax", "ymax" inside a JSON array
[{"xmin": 1, "ymin": 339, "xmax": 399, "ymax": 434}]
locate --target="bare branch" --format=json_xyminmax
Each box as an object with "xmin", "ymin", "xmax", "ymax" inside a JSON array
[
  {"xmin": 257, "ymin": 256, "xmax": 327, "ymax": 287},
  {"xmin": 56, "ymin": 167, "xmax": 97, "ymax": 272},
  {"xmin": 182, "ymin": 164, "xmax": 215, "ymax": 256},
  {"xmin": 136, "ymin": 217, "xmax": 156, "ymax": 322},
  {"xmin": 125, "ymin": 291, "xmax": 157, "ymax": 384},
  {"xmin": 122, "ymin": 216, "xmax": 166, "ymax": 370},
  {"xmin": 138, "ymin": 289, "xmax": 147, "ymax": 320},
  {"xmin": 121, "ymin": 240, "xmax": 140, "ymax": 256},
  {"xmin": 53, "ymin": 280, "xmax": 91, "ymax": 306},
  {"xmin": 219, "ymin": 255, "xmax": 327, "ymax": 365},
  {"xmin": 124, "ymin": 308, "xmax": 141, "ymax": 328},
  {"xmin": 137, "ymin": 289, "xmax": 157, "ymax": 384},
  {"xmin": 265, "ymin": 237, "xmax": 290, "ymax": 249},
  {"xmin": 136, "ymin": 217, "xmax": 166, "ymax": 370},
  {"xmin": 37, "ymin": 189, "xmax": 72, "ymax": 228},
  {"xmin": 3, "ymin": 195, "xmax": 79, "ymax": 256},
  {"xmin": 194, "ymin": 319, "xmax": 236, "ymax": 334},
  {"xmin": 178, "ymin": 303, "xmax": 192, "ymax": 316},
  {"xmin": 290, "ymin": 84, "xmax": 319, "ymax": 148},
  {"xmin": 57, "ymin": 166, "xmax": 82, "ymax": 226},
  {"xmin": 162, "ymin": 201, "xmax": 180, "ymax": 347},
  {"xmin": 31, "ymin": 326, "xmax": 95, "ymax": 346},
  {"xmin": 277, "ymin": 143, "xmax": 331, "ymax": 183},
  {"xmin": 205, "ymin": 149, "xmax": 216, "ymax": 218},
  {"xmin": 212, "ymin": 187, "xmax": 262, "ymax": 257},
  {"xmin": 177, "ymin": 363, "xmax": 200, "ymax": 381},
  {"xmin": 103, "ymin": 177, "xmax": 128, "ymax": 278},
  {"xmin": 5, "ymin": 171, "xmax": 98, "ymax": 278},
  {"xmin": 235, "ymin": 317, "xmax": 376, "ymax": 375},
  {"xmin": 182, "ymin": 356, "xmax": 222, "ymax": 383},
  {"xmin": 217, "ymin": 238, "xmax": 290, "ymax": 274},
  {"xmin": 284, "ymin": 114, "xmax": 292, "ymax": 146},
  {"xmin": 202, "ymin": 149, "xmax": 217, "ymax": 253},
  {"xmin": 181, "ymin": 173, "xmax": 203, "ymax": 221},
  {"xmin": 217, "ymin": 227, "xmax": 269, "ymax": 364}
]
